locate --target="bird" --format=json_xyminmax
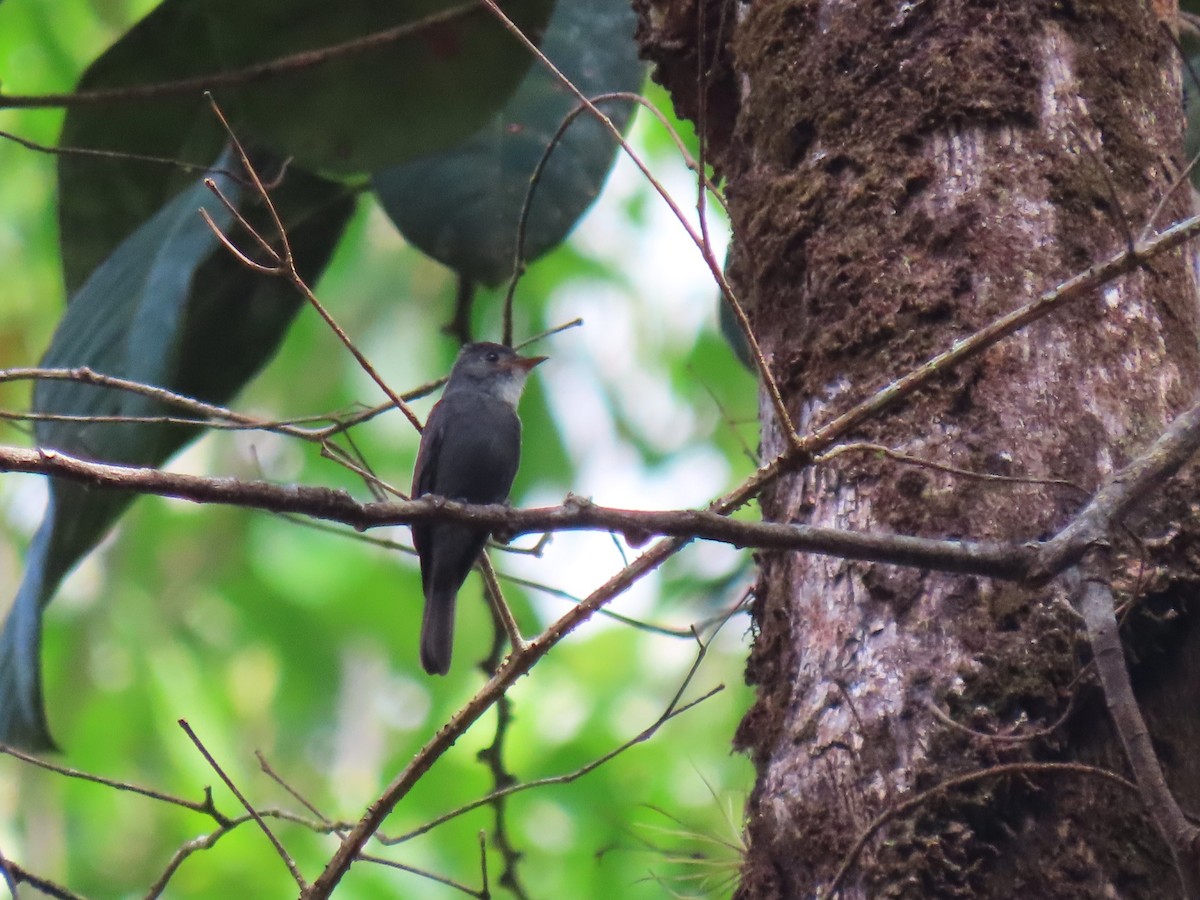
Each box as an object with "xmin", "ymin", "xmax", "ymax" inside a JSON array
[{"xmin": 411, "ymin": 342, "xmax": 546, "ymax": 675}]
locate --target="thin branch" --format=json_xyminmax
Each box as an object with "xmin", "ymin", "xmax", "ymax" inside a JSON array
[
  {"xmin": 501, "ymin": 571, "xmax": 702, "ymax": 638},
  {"xmin": 0, "ymin": 128, "xmax": 251, "ymax": 181},
  {"xmin": 924, "ymin": 686, "xmax": 1080, "ymax": 745},
  {"xmin": 3, "ymin": 859, "xmax": 87, "ymax": 900},
  {"xmin": 146, "ymin": 826, "xmax": 236, "ymax": 899},
  {"xmin": 817, "ymin": 441, "xmax": 1089, "ymax": 496},
  {"xmin": 178, "ymin": 719, "xmax": 307, "ymax": 891},
  {"xmin": 383, "ymin": 627, "xmax": 724, "ymax": 846},
  {"xmin": 0, "ymin": 365, "xmax": 413, "ymax": 496},
  {"xmin": 256, "ymin": 751, "xmax": 343, "ymax": 832},
  {"xmin": 377, "ymin": 684, "xmax": 720, "ymax": 846},
  {"xmin": 605, "ymin": 93, "xmax": 727, "ymax": 214},
  {"xmin": 202, "ymin": 95, "xmax": 424, "ymax": 434},
  {"xmin": 144, "ymin": 807, "xmax": 347, "ymax": 899},
  {"xmin": 0, "ymin": 366, "xmax": 406, "ymax": 442},
  {"xmin": 201, "ymin": 185, "xmax": 283, "ymax": 268},
  {"xmin": 0, "ymin": 3, "xmax": 482, "ymax": 109},
  {"xmin": 797, "ymin": 212, "xmax": 1200, "ymax": 459},
  {"xmin": 513, "ymin": 317, "xmax": 584, "ymax": 352},
  {"xmin": 354, "ymin": 853, "xmax": 482, "ymax": 896},
  {"xmin": 479, "ymin": 0, "xmax": 797, "ymax": 446},
  {"xmin": 499, "ymin": 93, "xmax": 722, "ymax": 344},
  {"xmin": 478, "ymin": 552, "xmax": 527, "ymax": 658},
  {"xmin": 0, "ymin": 743, "xmax": 231, "ymax": 823},
  {"xmin": 474, "ymin": 606, "xmax": 528, "ymax": 900},
  {"xmin": 478, "ymin": 832, "xmax": 490, "ymax": 898}
]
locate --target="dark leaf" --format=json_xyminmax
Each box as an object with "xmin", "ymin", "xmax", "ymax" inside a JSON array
[
  {"xmin": 58, "ymin": 0, "xmax": 552, "ymax": 291},
  {"xmin": 0, "ymin": 148, "xmax": 354, "ymax": 748},
  {"xmin": 373, "ymin": 0, "xmax": 644, "ymax": 285}
]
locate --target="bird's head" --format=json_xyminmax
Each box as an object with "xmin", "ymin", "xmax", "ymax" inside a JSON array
[{"xmin": 444, "ymin": 342, "xmax": 547, "ymax": 407}]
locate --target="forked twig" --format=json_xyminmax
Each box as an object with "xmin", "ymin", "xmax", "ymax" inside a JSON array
[
  {"xmin": 178, "ymin": 719, "xmax": 307, "ymax": 891},
  {"xmin": 200, "ymin": 94, "xmax": 423, "ymax": 434}
]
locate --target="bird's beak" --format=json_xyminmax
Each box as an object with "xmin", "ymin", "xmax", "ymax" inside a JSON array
[{"xmin": 508, "ymin": 354, "xmax": 548, "ymax": 372}]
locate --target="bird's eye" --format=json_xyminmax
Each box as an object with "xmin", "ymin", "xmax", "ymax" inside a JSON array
[{"xmin": 485, "ymin": 351, "xmax": 500, "ymax": 363}]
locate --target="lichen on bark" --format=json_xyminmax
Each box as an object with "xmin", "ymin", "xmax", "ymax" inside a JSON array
[{"xmin": 636, "ymin": 0, "xmax": 1200, "ymax": 895}]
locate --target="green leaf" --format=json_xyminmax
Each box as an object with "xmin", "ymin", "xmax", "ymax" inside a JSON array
[
  {"xmin": 1186, "ymin": 56, "xmax": 1200, "ymax": 189},
  {"xmin": 0, "ymin": 148, "xmax": 353, "ymax": 748},
  {"xmin": 58, "ymin": 0, "xmax": 553, "ymax": 291},
  {"xmin": 373, "ymin": 0, "xmax": 644, "ymax": 286}
]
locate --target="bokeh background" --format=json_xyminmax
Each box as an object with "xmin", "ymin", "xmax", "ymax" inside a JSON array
[{"xmin": 0, "ymin": 2, "xmax": 759, "ymax": 896}]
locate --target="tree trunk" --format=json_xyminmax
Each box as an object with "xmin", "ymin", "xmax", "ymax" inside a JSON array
[{"xmin": 637, "ymin": 0, "xmax": 1200, "ymax": 896}]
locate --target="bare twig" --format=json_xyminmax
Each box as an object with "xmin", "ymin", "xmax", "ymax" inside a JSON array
[
  {"xmin": 513, "ymin": 317, "xmax": 584, "ymax": 352},
  {"xmin": 499, "ymin": 92, "xmax": 724, "ymax": 344},
  {"xmin": 383, "ymin": 626, "xmax": 724, "ymax": 846},
  {"xmin": 817, "ymin": 441, "xmax": 1089, "ymax": 496},
  {"xmin": 0, "ymin": 128, "xmax": 252, "ymax": 181},
  {"xmin": 355, "ymin": 852, "xmax": 482, "ymax": 896},
  {"xmin": 2, "ymin": 859, "xmax": 87, "ymax": 900},
  {"xmin": 0, "ymin": 743, "xmax": 231, "ymax": 823},
  {"xmin": 0, "ymin": 365, "xmax": 413, "ymax": 496},
  {"xmin": 144, "ymin": 807, "xmax": 347, "ymax": 899},
  {"xmin": 480, "ymin": 0, "xmax": 796, "ymax": 446},
  {"xmin": 178, "ymin": 719, "xmax": 307, "ymax": 891},
  {"xmin": 501, "ymin": 571, "xmax": 702, "ymax": 637},
  {"xmin": 797, "ymin": 212, "xmax": 1200, "ymax": 461},
  {"xmin": 256, "ymin": 751, "xmax": 341, "ymax": 831},
  {"xmin": 474, "ymin": 612, "xmax": 528, "ymax": 900},
  {"xmin": 0, "ymin": 4, "xmax": 482, "ymax": 109},
  {"xmin": 201, "ymin": 95, "xmax": 424, "ymax": 433},
  {"xmin": 478, "ymin": 832, "xmax": 490, "ymax": 898},
  {"xmin": 924, "ymin": 688, "xmax": 1080, "ymax": 745},
  {"xmin": 478, "ymin": 553, "xmax": 527, "ymax": 658}
]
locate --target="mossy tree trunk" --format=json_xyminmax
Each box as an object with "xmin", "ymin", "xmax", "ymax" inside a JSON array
[{"xmin": 637, "ymin": 0, "xmax": 1200, "ymax": 896}]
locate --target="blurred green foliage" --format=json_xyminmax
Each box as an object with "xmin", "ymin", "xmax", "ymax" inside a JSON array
[{"xmin": 0, "ymin": 2, "xmax": 757, "ymax": 897}]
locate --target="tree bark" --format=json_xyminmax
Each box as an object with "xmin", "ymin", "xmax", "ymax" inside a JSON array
[{"xmin": 637, "ymin": 0, "xmax": 1200, "ymax": 896}]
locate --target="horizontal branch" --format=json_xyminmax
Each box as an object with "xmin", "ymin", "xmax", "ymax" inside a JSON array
[
  {"xmin": 0, "ymin": 444, "xmax": 1029, "ymax": 579},
  {"xmin": 6, "ymin": 382, "xmax": 1200, "ymax": 588}
]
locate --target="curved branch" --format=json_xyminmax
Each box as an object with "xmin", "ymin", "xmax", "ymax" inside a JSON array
[
  {"xmin": 0, "ymin": 4, "xmax": 481, "ymax": 110},
  {"xmin": 1074, "ymin": 551, "xmax": 1200, "ymax": 898}
]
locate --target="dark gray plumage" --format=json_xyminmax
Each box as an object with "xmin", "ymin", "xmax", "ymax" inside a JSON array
[{"xmin": 411, "ymin": 342, "xmax": 545, "ymax": 675}]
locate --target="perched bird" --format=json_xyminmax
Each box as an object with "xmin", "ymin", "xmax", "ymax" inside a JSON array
[{"xmin": 411, "ymin": 342, "xmax": 546, "ymax": 675}]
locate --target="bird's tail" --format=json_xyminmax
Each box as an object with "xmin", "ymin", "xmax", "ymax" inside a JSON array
[{"xmin": 420, "ymin": 589, "xmax": 456, "ymax": 676}]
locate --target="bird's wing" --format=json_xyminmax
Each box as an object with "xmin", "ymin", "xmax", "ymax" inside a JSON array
[
  {"xmin": 429, "ymin": 396, "xmax": 521, "ymax": 502},
  {"xmin": 410, "ymin": 399, "xmax": 448, "ymax": 559}
]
